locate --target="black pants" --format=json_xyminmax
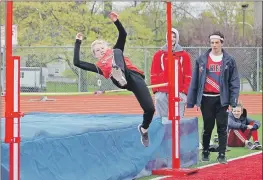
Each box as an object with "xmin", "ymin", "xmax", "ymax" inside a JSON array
[
  {"xmin": 200, "ymin": 96, "xmax": 228, "ymax": 154},
  {"xmin": 111, "ymin": 49, "xmax": 155, "ymax": 129}
]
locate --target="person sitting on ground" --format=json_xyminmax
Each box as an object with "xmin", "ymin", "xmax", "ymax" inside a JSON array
[{"xmin": 227, "ymin": 102, "xmax": 262, "ymax": 150}]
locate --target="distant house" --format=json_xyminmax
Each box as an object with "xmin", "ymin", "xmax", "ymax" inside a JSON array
[
  {"xmin": 20, "ymin": 67, "xmax": 48, "ymax": 92},
  {"xmin": 46, "ymin": 60, "xmax": 66, "ymax": 77},
  {"xmin": 1, "ymin": 67, "xmax": 48, "ymax": 92},
  {"xmin": 46, "ymin": 60, "xmax": 76, "ymax": 83}
]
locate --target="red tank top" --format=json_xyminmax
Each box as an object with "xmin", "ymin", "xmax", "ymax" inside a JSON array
[
  {"xmin": 95, "ymin": 49, "xmax": 114, "ymax": 78},
  {"xmin": 96, "ymin": 49, "xmax": 144, "ymax": 79},
  {"xmin": 203, "ymin": 55, "xmax": 222, "ymax": 93}
]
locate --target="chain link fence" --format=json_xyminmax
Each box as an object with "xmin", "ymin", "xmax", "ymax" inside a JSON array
[{"xmin": 0, "ymin": 46, "xmax": 262, "ymax": 93}]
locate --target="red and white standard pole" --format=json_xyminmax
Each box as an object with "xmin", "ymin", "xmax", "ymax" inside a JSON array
[
  {"xmin": 4, "ymin": 1, "xmax": 23, "ymax": 180},
  {"xmin": 152, "ymin": 1, "xmax": 199, "ymax": 176}
]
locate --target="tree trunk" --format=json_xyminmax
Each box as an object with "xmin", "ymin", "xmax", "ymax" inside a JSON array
[{"xmin": 103, "ymin": 2, "xmax": 112, "ymax": 18}]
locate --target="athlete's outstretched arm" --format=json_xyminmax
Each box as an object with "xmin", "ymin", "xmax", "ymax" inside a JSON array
[
  {"xmin": 73, "ymin": 33, "xmax": 103, "ymax": 75},
  {"xmin": 109, "ymin": 12, "xmax": 127, "ymax": 52}
]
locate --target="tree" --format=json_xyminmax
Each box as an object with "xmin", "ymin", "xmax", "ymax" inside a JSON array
[
  {"xmin": 1, "ymin": 1, "xmax": 260, "ymax": 92},
  {"xmin": 103, "ymin": 1, "xmax": 112, "ymax": 18}
]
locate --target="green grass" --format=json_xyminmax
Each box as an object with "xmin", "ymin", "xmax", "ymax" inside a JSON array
[
  {"xmin": 240, "ymin": 91, "xmax": 262, "ymax": 95},
  {"xmin": 46, "ymin": 82, "xmax": 78, "ymax": 92},
  {"xmin": 137, "ymin": 114, "xmax": 262, "ymax": 180},
  {"xmin": 45, "ymin": 82, "xmax": 133, "ymax": 95},
  {"xmin": 35, "ymin": 82, "xmax": 263, "ymax": 95}
]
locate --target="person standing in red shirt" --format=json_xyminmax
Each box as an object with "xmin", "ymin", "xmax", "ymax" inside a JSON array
[{"xmin": 150, "ymin": 28, "xmax": 192, "ymax": 123}]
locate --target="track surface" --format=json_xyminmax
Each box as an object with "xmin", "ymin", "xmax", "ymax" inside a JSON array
[
  {"xmin": 1, "ymin": 94, "xmax": 262, "ymax": 116},
  {"xmin": 159, "ymin": 153, "xmax": 262, "ymax": 180}
]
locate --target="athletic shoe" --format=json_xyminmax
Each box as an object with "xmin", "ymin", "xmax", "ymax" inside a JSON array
[
  {"xmin": 246, "ymin": 141, "xmax": 256, "ymax": 150},
  {"xmin": 111, "ymin": 65, "xmax": 127, "ymax": 87},
  {"xmin": 254, "ymin": 141, "xmax": 262, "ymax": 150},
  {"xmin": 138, "ymin": 124, "xmax": 149, "ymax": 147},
  {"xmin": 217, "ymin": 153, "xmax": 227, "ymax": 164},
  {"xmin": 201, "ymin": 150, "xmax": 210, "ymax": 162}
]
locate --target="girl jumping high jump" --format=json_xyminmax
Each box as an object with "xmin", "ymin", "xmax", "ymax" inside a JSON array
[{"xmin": 73, "ymin": 12, "xmax": 155, "ymax": 147}]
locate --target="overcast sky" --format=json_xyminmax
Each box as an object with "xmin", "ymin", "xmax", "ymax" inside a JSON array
[{"xmin": 112, "ymin": 2, "xmax": 208, "ymax": 17}]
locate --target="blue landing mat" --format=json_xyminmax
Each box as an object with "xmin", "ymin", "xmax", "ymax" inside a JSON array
[{"xmin": 1, "ymin": 113, "xmax": 199, "ymax": 180}]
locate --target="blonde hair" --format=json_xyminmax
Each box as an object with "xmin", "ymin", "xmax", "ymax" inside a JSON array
[
  {"xmin": 90, "ymin": 40, "xmax": 109, "ymax": 57},
  {"xmin": 235, "ymin": 100, "xmax": 244, "ymax": 110}
]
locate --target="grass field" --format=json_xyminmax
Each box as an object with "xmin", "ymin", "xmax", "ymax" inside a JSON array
[
  {"xmin": 137, "ymin": 114, "xmax": 262, "ymax": 180},
  {"xmin": 46, "ymin": 82, "xmax": 78, "ymax": 92},
  {"xmin": 30, "ymin": 82, "xmax": 262, "ymax": 95}
]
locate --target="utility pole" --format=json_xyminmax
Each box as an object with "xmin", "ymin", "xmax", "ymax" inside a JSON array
[
  {"xmin": 241, "ymin": 4, "xmax": 249, "ymax": 92},
  {"xmin": 254, "ymin": 1, "xmax": 262, "ymax": 46},
  {"xmin": 242, "ymin": 4, "xmax": 249, "ymax": 45}
]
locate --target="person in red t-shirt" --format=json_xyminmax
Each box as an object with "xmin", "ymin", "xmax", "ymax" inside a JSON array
[
  {"xmin": 150, "ymin": 28, "xmax": 192, "ymax": 123},
  {"xmin": 73, "ymin": 12, "xmax": 155, "ymax": 147}
]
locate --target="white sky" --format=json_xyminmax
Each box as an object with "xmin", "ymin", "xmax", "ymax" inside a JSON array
[{"xmin": 112, "ymin": 2, "xmax": 208, "ymax": 17}]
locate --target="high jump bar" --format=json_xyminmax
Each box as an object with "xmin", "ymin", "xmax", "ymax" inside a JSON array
[{"xmin": 20, "ymin": 83, "xmax": 168, "ymax": 96}]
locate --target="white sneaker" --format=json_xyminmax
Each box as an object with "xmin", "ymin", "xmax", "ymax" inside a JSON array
[
  {"xmin": 111, "ymin": 65, "xmax": 127, "ymax": 87},
  {"xmin": 246, "ymin": 141, "xmax": 256, "ymax": 150}
]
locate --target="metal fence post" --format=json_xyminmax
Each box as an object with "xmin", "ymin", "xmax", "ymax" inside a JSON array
[
  {"xmin": 143, "ymin": 48, "xmax": 148, "ymax": 84},
  {"xmin": 256, "ymin": 47, "xmax": 260, "ymax": 92},
  {"xmin": 2, "ymin": 1, "xmax": 6, "ymax": 94},
  {"xmin": 78, "ymin": 68, "xmax": 81, "ymax": 92}
]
